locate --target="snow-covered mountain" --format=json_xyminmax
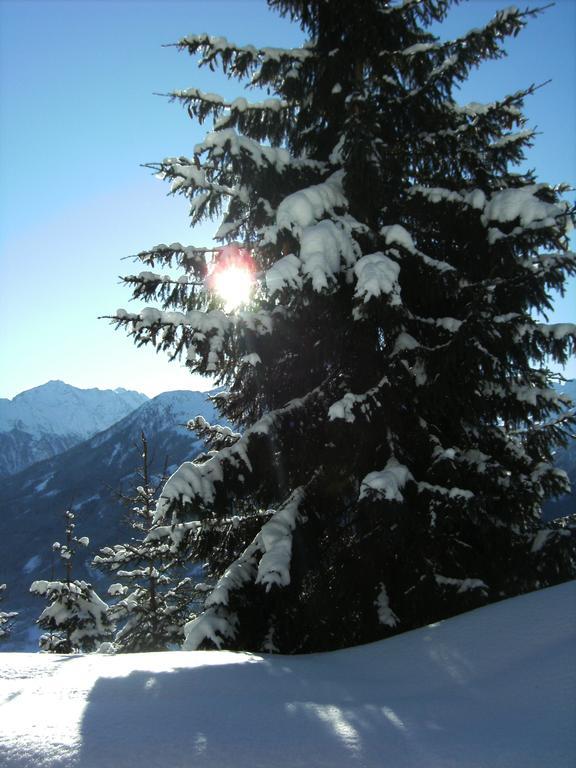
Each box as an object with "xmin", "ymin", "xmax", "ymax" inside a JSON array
[
  {"xmin": 0, "ymin": 389, "xmax": 221, "ymax": 650},
  {"xmin": 0, "ymin": 381, "xmax": 148, "ymax": 477},
  {"xmin": 1, "ymin": 581, "xmax": 574, "ymax": 768}
]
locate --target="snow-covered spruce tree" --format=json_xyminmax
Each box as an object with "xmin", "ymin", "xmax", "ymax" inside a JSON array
[
  {"xmin": 93, "ymin": 433, "xmax": 194, "ymax": 652},
  {"xmin": 31, "ymin": 510, "xmax": 112, "ymax": 653},
  {"xmin": 0, "ymin": 583, "xmax": 18, "ymax": 641},
  {"xmin": 112, "ymin": 0, "xmax": 576, "ymax": 652}
]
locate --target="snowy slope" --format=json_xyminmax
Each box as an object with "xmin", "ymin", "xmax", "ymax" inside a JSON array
[
  {"xmin": 0, "ymin": 581, "xmax": 574, "ymax": 768},
  {"xmin": 0, "ymin": 390, "xmax": 221, "ymax": 650},
  {"xmin": 0, "ymin": 381, "xmax": 148, "ymax": 477}
]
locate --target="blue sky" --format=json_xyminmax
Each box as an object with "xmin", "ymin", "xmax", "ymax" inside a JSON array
[{"xmin": 0, "ymin": 0, "xmax": 574, "ymax": 398}]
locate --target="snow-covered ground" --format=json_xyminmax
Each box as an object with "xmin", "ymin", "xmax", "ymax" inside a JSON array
[{"xmin": 1, "ymin": 581, "xmax": 574, "ymax": 768}]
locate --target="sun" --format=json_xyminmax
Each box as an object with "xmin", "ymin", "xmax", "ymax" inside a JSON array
[
  {"xmin": 209, "ymin": 245, "xmax": 255, "ymax": 311},
  {"xmin": 213, "ymin": 264, "xmax": 253, "ymax": 311}
]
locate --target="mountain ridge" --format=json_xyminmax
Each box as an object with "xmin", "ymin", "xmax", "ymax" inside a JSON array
[{"xmin": 0, "ymin": 381, "xmax": 148, "ymax": 477}]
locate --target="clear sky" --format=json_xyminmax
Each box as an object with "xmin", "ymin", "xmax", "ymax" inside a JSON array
[{"xmin": 0, "ymin": 0, "xmax": 574, "ymax": 399}]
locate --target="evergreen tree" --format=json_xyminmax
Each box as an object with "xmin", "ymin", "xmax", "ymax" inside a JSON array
[
  {"xmin": 31, "ymin": 510, "xmax": 112, "ymax": 653},
  {"xmin": 112, "ymin": 0, "xmax": 576, "ymax": 652},
  {"xmin": 93, "ymin": 433, "xmax": 194, "ymax": 652},
  {"xmin": 0, "ymin": 583, "xmax": 18, "ymax": 641}
]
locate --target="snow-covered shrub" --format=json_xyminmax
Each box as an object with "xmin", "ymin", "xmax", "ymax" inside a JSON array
[
  {"xmin": 0, "ymin": 583, "xmax": 18, "ymax": 641},
  {"xmin": 94, "ymin": 434, "xmax": 194, "ymax": 651},
  {"xmin": 31, "ymin": 510, "xmax": 112, "ymax": 653}
]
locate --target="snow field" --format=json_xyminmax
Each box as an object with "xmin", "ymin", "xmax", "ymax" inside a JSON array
[{"xmin": 1, "ymin": 581, "xmax": 574, "ymax": 768}]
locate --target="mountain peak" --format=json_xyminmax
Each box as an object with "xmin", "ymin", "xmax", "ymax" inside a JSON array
[
  {"xmin": 0, "ymin": 382, "xmax": 149, "ymax": 477},
  {"xmin": 8, "ymin": 380, "xmax": 71, "ymax": 401}
]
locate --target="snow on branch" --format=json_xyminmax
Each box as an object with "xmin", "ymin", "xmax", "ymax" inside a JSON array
[
  {"xmin": 128, "ymin": 242, "xmax": 211, "ymax": 276},
  {"xmin": 403, "ymin": 5, "xmax": 540, "ymax": 99},
  {"xmin": 534, "ymin": 323, "xmax": 576, "ymax": 342},
  {"xmin": 188, "ymin": 415, "xmax": 241, "ymax": 450},
  {"xmin": 395, "ymin": 5, "xmax": 531, "ymax": 63},
  {"xmin": 182, "ymin": 606, "xmax": 239, "ymax": 651},
  {"xmin": 247, "ymin": 381, "xmax": 331, "ymax": 439},
  {"xmin": 299, "ymin": 220, "xmax": 360, "ymax": 292},
  {"xmin": 420, "ymin": 87, "xmax": 532, "ymax": 149},
  {"xmin": 168, "ymin": 87, "xmax": 295, "ymax": 142},
  {"xmin": 264, "ymin": 171, "xmax": 363, "ymax": 294},
  {"xmin": 182, "ymin": 486, "xmax": 308, "ymax": 649},
  {"xmin": 409, "ymin": 186, "xmax": 486, "ymax": 211},
  {"xmin": 145, "ymin": 521, "xmax": 201, "ymax": 547},
  {"xmin": 433, "ymin": 5, "xmax": 534, "ymax": 65},
  {"xmin": 328, "ymin": 376, "xmax": 390, "ymax": 424},
  {"xmin": 488, "ymin": 129, "xmax": 535, "ymax": 149},
  {"xmin": 154, "ymin": 436, "xmax": 253, "ymax": 519},
  {"xmin": 160, "ymin": 131, "xmax": 324, "ymax": 207},
  {"xmin": 265, "ymin": 254, "xmax": 303, "ymax": 294},
  {"xmin": 275, "ymin": 171, "xmax": 348, "ymax": 231},
  {"xmin": 170, "ymin": 87, "xmax": 289, "ymax": 120},
  {"xmin": 194, "ymin": 129, "xmax": 296, "ymax": 173},
  {"xmin": 380, "ymin": 222, "xmax": 456, "ymax": 276},
  {"xmin": 256, "ymin": 487, "xmax": 306, "ymax": 590},
  {"xmin": 375, "ymin": 584, "xmax": 399, "ymax": 628},
  {"xmin": 435, "ymin": 574, "xmax": 488, "ymax": 593},
  {"xmin": 359, "ymin": 458, "xmax": 414, "ymax": 503},
  {"xmin": 172, "ymin": 87, "xmax": 287, "ymax": 112},
  {"xmin": 446, "ymin": 83, "xmax": 542, "ymax": 128},
  {"xmin": 111, "ymin": 301, "xmax": 286, "ymax": 377},
  {"xmin": 155, "ymin": 383, "xmax": 331, "ymax": 528},
  {"xmin": 378, "ymin": 0, "xmax": 422, "ymax": 13},
  {"xmin": 115, "ymin": 305, "xmax": 231, "ymax": 342},
  {"xmin": 266, "ymin": 216, "xmax": 365, "ymax": 292},
  {"xmin": 204, "ymin": 538, "xmax": 261, "ymax": 610},
  {"xmin": 398, "ymin": 42, "xmax": 439, "ymax": 57},
  {"xmin": 157, "ymin": 156, "xmax": 248, "ymax": 201},
  {"xmin": 434, "ymin": 444, "xmax": 488, "ymax": 472},
  {"xmin": 110, "ymin": 307, "xmax": 274, "ymax": 373},
  {"xmin": 533, "ymin": 250, "xmax": 576, "ymax": 274},
  {"xmin": 175, "ymin": 33, "xmax": 314, "ymax": 76},
  {"xmin": 530, "ymin": 528, "xmax": 572, "ymax": 554},
  {"xmin": 131, "ymin": 271, "xmax": 184, "ymax": 285},
  {"xmin": 409, "ymin": 184, "xmax": 570, "ymax": 245},
  {"xmin": 113, "ymin": 306, "xmax": 274, "ymax": 346},
  {"xmin": 481, "ymin": 185, "xmax": 569, "ymax": 229},
  {"xmin": 121, "ymin": 271, "xmax": 206, "ymax": 311},
  {"xmin": 378, "ymin": 0, "xmax": 444, "ymax": 21},
  {"xmin": 418, "ymin": 482, "xmax": 474, "ymax": 500},
  {"xmin": 510, "ymin": 383, "xmax": 568, "ymax": 408},
  {"xmin": 449, "ymin": 98, "xmax": 521, "ymax": 119},
  {"xmin": 353, "ymin": 251, "xmax": 401, "ymax": 304}
]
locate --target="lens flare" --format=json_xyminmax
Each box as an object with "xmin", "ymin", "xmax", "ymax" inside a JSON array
[
  {"xmin": 213, "ymin": 264, "xmax": 253, "ymax": 310},
  {"xmin": 209, "ymin": 245, "xmax": 255, "ymax": 311}
]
